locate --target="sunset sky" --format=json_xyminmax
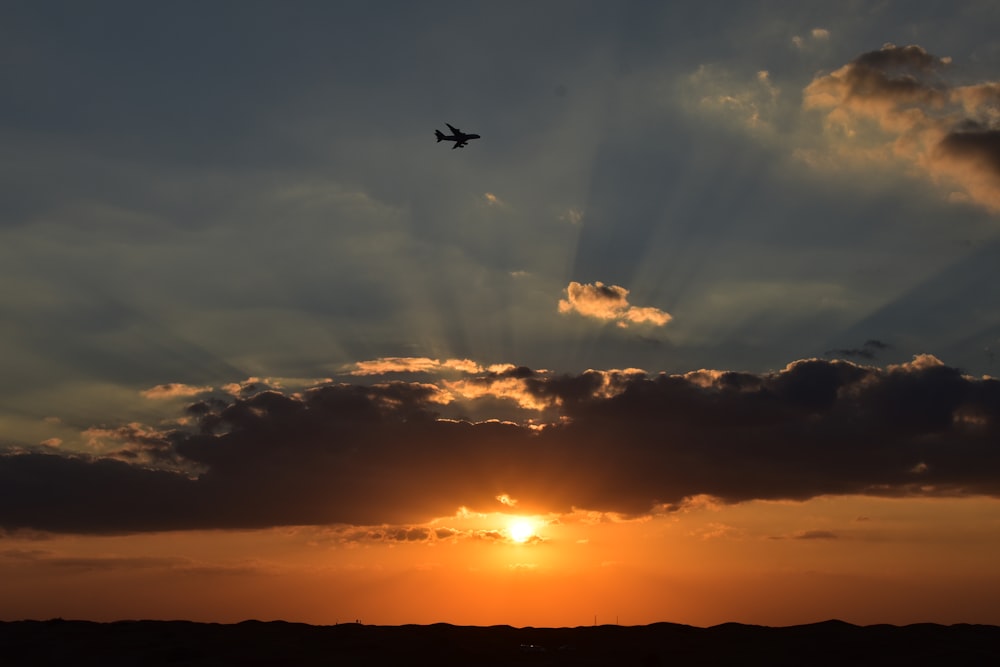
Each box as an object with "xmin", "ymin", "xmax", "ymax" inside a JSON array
[{"xmin": 3, "ymin": 1, "xmax": 1000, "ymax": 628}]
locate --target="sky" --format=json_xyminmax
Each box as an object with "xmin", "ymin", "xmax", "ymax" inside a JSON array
[{"xmin": 2, "ymin": 0, "xmax": 1000, "ymax": 627}]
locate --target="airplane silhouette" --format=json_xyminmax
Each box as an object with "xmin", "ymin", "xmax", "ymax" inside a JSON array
[{"xmin": 435, "ymin": 123, "xmax": 481, "ymax": 149}]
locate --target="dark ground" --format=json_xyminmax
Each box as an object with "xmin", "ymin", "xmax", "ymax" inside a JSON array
[{"xmin": 1, "ymin": 618, "xmax": 998, "ymax": 666}]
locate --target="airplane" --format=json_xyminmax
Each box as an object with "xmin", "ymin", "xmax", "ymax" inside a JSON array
[{"xmin": 435, "ymin": 123, "xmax": 481, "ymax": 149}]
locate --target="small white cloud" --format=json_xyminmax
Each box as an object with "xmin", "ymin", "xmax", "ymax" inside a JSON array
[
  {"xmin": 560, "ymin": 207, "xmax": 584, "ymax": 224},
  {"xmin": 793, "ymin": 27, "xmax": 830, "ymax": 49},
  {"xmin": 685, "ymin": 64, "xmax": 780, "ymax": 130}
]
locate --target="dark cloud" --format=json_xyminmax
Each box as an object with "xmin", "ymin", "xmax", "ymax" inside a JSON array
[
  {"xmin": 1, "ymin": 356, "xmax": 998, "ymax": 534},
  {"xmin": 0, "ymin": 454, "xmax": 202, "ymax": 533},
  {"xmin": 937, "ymin": 126, "xmax": 1000, "ymax": 177},
  {"xmin": 794, "ymin": 530, "xmax": 839, "ymax": 540},
  {"xmin": 769, "ymin": 529, "xmax": 839, "ymax": 541},
  {"xmin": 825, "ymin": 339, "xmax": 892, "ymax": 360},
  {"xmin": 852, "ymin": 44, "xmax": 941, "ymax": 72},
  {"xmin": 435, "ymin": 528, "xmax": 459, "ymax": 540},
  {"xmin": 377, "ymin": 527, "xmax": 432, "ymax": 543},
  {"xmin": 808, "ymin": 43, "xmax": 949, "ymax": 109},
  {"xmin": 337, "ymin": 525, "xmax": 515, "ymax": 545}
]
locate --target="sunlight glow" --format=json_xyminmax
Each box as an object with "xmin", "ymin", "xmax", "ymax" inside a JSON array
[{"xmin": 508, "ymin": 518, "xmax": 536, "ymax": 543}]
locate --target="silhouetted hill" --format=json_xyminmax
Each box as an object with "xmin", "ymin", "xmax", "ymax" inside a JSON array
[{"xmin": 1, "ymin": 618, "xmax": 997, "ymax": 666}]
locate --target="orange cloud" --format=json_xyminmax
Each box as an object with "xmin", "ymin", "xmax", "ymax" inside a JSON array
[
  {"xmin": 83, "ymin": 422, "xmax": 170, "ymax": 450},
  {"xmin": 140, "ymin": 383, "xmax": 212, "ymax": 399},
  {"xmin": 496, "ymin": 493, "xmax": 518, "ymax": 507},
  {"xmin": 349, "ymin": 357, "xmax": 483, "ymax": 376},
  {"xmin": 445, "ymin": 376, "xmax": 556, "ymax": 411},
  {"xmin": 445, "ymin": 367, "xmax": 645, "ymax": 412},
  {"xmin": 221, "ymin": 377, "xmax": 265, "ymax": 396},
  {"xmin": 803, "ymin": 43, "xmax": 1000, "ymax": 212},
  {"xmin": 558, "ymin": 281, "xmax": 672, "ymax": 328}
]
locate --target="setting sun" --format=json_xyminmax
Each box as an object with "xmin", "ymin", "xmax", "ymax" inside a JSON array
[{"xmin": 508, "ymin": 518, "xmax": 536, "ymax": 543}]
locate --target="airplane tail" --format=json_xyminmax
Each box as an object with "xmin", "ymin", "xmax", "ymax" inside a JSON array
[{"xmin": 435, "ymin": 130, "xmax": 446, "ymax": 142}]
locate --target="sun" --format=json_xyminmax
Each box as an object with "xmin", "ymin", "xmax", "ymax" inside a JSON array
[{"xmin": 508, "ymin": 518, "xmax": 536, "ymax": 543}]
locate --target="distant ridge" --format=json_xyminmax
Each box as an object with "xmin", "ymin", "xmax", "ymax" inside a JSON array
[{"xmin": 1, "ymin": 619, "xmax": 997, "ymax": 665}]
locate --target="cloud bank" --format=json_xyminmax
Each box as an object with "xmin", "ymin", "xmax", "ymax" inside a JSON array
[{"xmin": 2, "ymin": 355, "xmax": 998, "ymax": 534}]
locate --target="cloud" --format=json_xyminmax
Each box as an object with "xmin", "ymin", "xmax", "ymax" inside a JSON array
[
  {"xmin": 81, "ymin": 422, "xmax": 197, "ymax": 474},
  {"xmin": 794, "ymin": 530, "xmax": 839, "ymax": 540},
  {"xmin": 560, "ymin": 208, "xmax": 584, "ymax": 225},
  {"xmin": 444, "ymin": 366, "xmax": 646, "ymax": 412},
  {"xmin": 803, "ymin": 43, "xmax": 1000, "ymax": 212},
  {"xmin": 333, "ymin": 520, "xmax": 541, "ymax": 546},
  {"xmin": 140, "ymin": 383, "xmax": 213, "ymax": 400},
  {"xmin": 214, "ymin": 377, "xmax": 338, "ymax": 401},
  {"xmin": 348, "ymin": 357, "xmax": 483, "ymax": 376},
  {"xmin": 792, "ymin": 28, "xmax": 830, "ymax": 50},
  {"xmin": 558, "ymin": 281, "xmax": 672, "ymax": 328},
  {"xmin": 445, "ymin": 373, "xmax": 556, "ymax": 412},
  {"xmin": 825, "ymin": 339, "xmax": 892, "ymax": 360},
  {"xmin": 1, "ymin": 356, "xmax": 998, "ymax": 534},
  {"xmin": 686, "ymin": 65, "xmax": 781, "ymax": 131},
  {"xmin": 768, "ymin": 529, "xmax": 840, "ymax": 541},
  {"xmin": 374, "ymin": 527, "xmax": 432, "ymax": 543},
  {"xmin": 691, "ymin": 522, "xmax": 743, "ymax": 541},
  {"xmin": 496, "ymin": 493, "xmax": 518, "ymax": 507}
]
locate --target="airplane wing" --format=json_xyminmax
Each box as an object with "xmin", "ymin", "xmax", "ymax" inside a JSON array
[
  {"xmin": 452, "ymin": 141, "xmax": 465, "ymax": 149},
  {"xmin": 446, "ymin": 123, "xmax": 460, "ymax": 134}
]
